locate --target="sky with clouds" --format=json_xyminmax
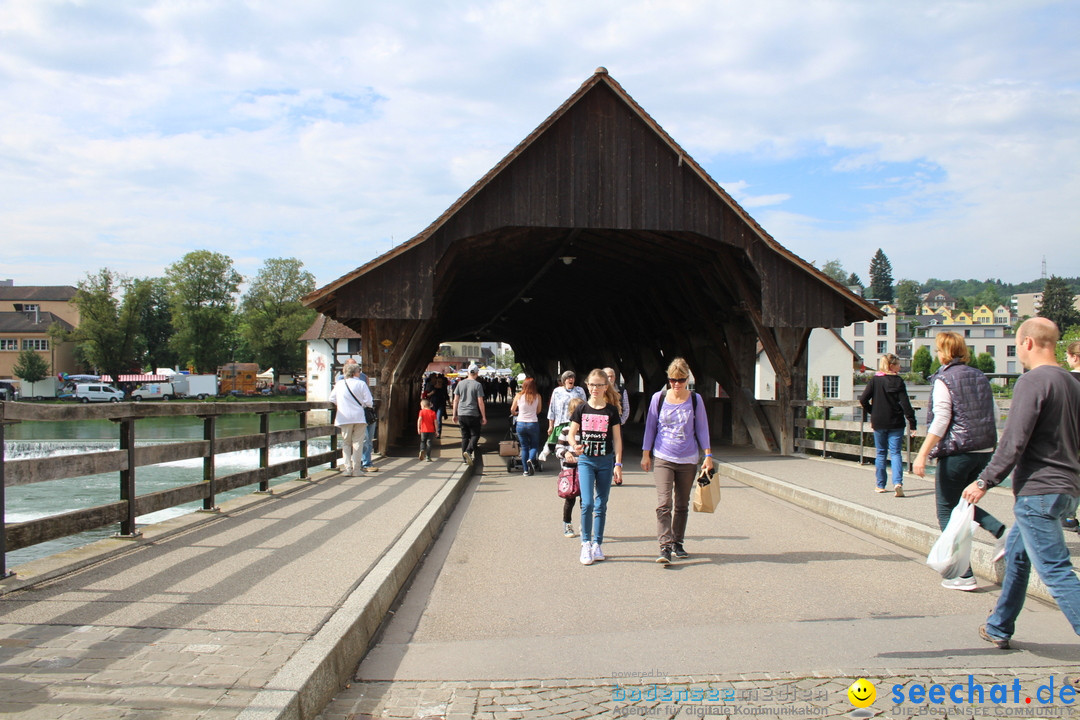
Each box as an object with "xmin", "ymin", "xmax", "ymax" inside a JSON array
[{"xmin": 1, "ymin": 0, "xmax": 1077, "ymax": 293}]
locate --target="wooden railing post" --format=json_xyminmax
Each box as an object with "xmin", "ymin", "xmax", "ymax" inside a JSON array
[
  {"xmin": 202, "ymin": 415, "xmax": 219, "ymax": 512},
  {"xmin": 821, "ymin": 401, "xmax": 828, "ymax": 458},
  {"xmin": 329, "ymin": 406, "xmax": 339, "ymax": 469},
  {"xmin": 258, "ymin": 412, "xmax": 271, "ymax": 493},
  {"xmin": 115, "ymin": 416, "xmax": 141, "ymax": 538},
  {"xmin": 299, "ymin": 409, "xmax": 309, "ymax": 480},
  {"xmin": 1, "ymin": 420, "xmax": 13, "ymax": 578}
]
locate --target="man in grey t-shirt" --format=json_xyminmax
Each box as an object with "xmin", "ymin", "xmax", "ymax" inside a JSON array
[
  {"xmin": 963, "ymin": 317, "xmax": 1080, "ymax": 650},
  {"xmin": 452, "ymin": 365, "xmax": 487, "ymax": 465}
]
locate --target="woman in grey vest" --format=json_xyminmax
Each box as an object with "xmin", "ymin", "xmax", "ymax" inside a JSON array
[{"xmin": 913, "ymin": 331, "xmax": 1007, "ymax": 591}]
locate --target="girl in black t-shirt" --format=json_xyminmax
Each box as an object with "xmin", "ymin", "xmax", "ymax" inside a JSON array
[{"xmin": 566, "ymin": 368, "xmax": 623, "ymax": 565}]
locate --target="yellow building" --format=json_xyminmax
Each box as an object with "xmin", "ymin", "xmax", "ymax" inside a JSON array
[
  {"xmin": 0, "ymin": 285, "xmax": 80, "ymax": 380},
  {"xmin": 971, "ymin": 305, "xmax": 995, "ymax": 324}
]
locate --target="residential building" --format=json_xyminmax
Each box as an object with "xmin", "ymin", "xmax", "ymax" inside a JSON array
[
  {"xmin": 923, "ymin": 289, "xmax": 957, "ymax": 312},
  {"xmin": 910, "ymin": 323, "xmax": 1019, "ymax": 374},
  {"xmin": 839, "ymin": 307, "xmax": 911, "ymax": 374},
  {"xmin": 0, "ymin": 285, "xmax": 79, "ymax": 380}
]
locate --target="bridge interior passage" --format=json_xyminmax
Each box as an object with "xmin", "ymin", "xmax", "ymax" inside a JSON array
[{"xmin": 303, "ymin": 69, "xmax": 879, "ymax": 454}]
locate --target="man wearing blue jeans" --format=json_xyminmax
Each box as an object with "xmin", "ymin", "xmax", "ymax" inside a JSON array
[
  {"xmin": 357, "ymin": 371, "xmax": 379, "ymax": 473},
  {"xmin": 963, "ymin": 318, "xmax": 1080, "ymax": 649}
]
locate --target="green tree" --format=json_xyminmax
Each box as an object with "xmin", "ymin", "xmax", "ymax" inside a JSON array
[
  {"xmin": 974, "ymin": 352, "xmax": 996, "ymax": 374},
  {"xmin": 845, "ymin": 272, "xmax": 863, "ymax": 289},
  {"xmin": 12, "ymin": 348, "xmax": 50, "ymax": 383},
  {"xmin": 821, "ymin": 259, "xmax": 846, "ymax": 283},
  {"xmin": 868, "ymin": 249, "xmax": 894, "ymax": 301},
  {"xmin": 165, "ymin": 250, "xmax": 243, "ymax": 373},
  {"xmin": 1038, "ymin": 275, "xmax": 1080, "ymax": 332},
  {"xmin": 239, "ymin": 258, "xmax": 316, "ymax": 377},
  {"xmin": 895, "ymin": 279, "xmax": 920, "ymax": 315},
  {"xmin": 138, "ymin": 277, "xmax": 176, "ymax": 370},
  {"xmin": 912, "ymin": 346, "xmax": 933, "ymax": 379},
  {"xmin": 63, "ymin": 268, "xmax": 151, "ymax": 382}
]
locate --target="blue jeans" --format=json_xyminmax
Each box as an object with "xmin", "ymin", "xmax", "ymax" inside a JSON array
[
  {"xmin": 435, "ymin": 405, "xmax": 445, "ymax": 436},
  {"xmin": 517, "ymin": 421, "xmax": 540, "ymax": 467},
  {"xmin": 578, "ymin": 454, "xmax": 615, "ymax": 545},
  {"xmin": 362, "ymin": 422, "xmax": 375, "ymax": 468},
  {"xmin": 987, "ymin": 493, "xmax": 1080, "ymax": 640},
  {"xmin": 873, "ymin": 427, "xmax": 905, "ymax": 488}
]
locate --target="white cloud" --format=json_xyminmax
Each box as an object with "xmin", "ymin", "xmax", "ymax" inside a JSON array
[{"xmin": 0, "ymin": 0, "xmax": 1077, "ymax": 290}]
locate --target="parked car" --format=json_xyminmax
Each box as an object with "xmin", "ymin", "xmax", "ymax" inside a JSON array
[
  {"xmin": 0, "ymin": 380, "xmax": 19, "ymax": 401},
  {"xmin": 73, "ymin": 383, "xmax": 125, "ymax": 403}
]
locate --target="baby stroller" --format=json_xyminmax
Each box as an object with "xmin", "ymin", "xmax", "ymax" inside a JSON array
[{"xmin": 501, "ymin": 415, "xmax": 523, "ymax": 473}]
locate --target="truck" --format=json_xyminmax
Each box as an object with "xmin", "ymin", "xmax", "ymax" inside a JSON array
[{"xmin": 218, "ymin": 363, "xmax": 260, "ymax": 396}]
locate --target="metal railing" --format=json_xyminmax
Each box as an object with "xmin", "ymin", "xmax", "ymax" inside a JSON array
[
  {"xmin": 0, "ymin": 400, "xmax": 340, "ymax": 578},
  {"xmin": 794, "ymin": 398, "xmax": 1012, "ymax": 467}
]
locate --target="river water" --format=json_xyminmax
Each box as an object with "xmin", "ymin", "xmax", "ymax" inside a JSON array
[{"xmin": 3, "ymin": 414, "xmax": 335, "ymax": 568}]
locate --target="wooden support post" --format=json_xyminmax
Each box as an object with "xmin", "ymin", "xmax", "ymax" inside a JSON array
[
  {"xmin": 202, "ymin": 415, "xmax": 219, "ymax": 512},
  {"xmin": 299, "ymin": 409, "xmax": 309, "ymax": 479},
  {"xmin": 0, "ymin": 421, "xmax": 13, "ymax": 578},
  {"xmin": 115, "ymin": 416, "xmax": 142, "ymax": 538},
  {"xmin": 258, "ymin": 412, "xmax": 271, "ymax": 493}
]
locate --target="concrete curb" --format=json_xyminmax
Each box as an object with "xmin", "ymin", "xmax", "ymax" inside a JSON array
[
  {"xmin": 718, "ymin": 460, "xmax": 1058, "ymax": 605},
  {"xmin": 236, "ymin": 462, "xmax": 475, "ymax": 720}
]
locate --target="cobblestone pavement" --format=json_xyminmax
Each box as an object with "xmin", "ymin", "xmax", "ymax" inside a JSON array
[
  {"xmin": 319, "ymin": 669, "xmax": 1080, "ymax": 720},
  {"xmin": 0, "ymin": 621, "xmax": 302, "ymax": 719}
]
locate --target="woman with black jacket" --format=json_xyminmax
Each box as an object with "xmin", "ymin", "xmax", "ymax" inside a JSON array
[{"xmin": 860, "ymin": 354, "xmax": 917, "ymax": 497}]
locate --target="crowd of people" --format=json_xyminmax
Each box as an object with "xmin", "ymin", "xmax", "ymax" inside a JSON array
[{"xmin": 336, "ymin": 321, "xmax": 1080, "ymax": 654}]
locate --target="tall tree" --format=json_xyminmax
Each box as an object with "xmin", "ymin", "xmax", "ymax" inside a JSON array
[
  {"xmin": 240, "ymin": 258, "xmax": 316, "ymax": 377},
  {"xmin": 845, "ymin": 272, "xmax": 863, "ymax": 289},
  {"xmin": 895, "ymin": 279, "xmax": 921, "ymax": 315},
  {"xmin": 1039, "ymin": 275, "xmax": 1080, "ymax": 332},
  {"xmin": 165, "ymin": 250, "xmax": 242, "ymax": 373},
  {"xmin": 138, "ymin": 277, "xmax": 177, "ymax": 371},
  {"xmin": 868, "ymin": 249, "xmax": 894, "ymax": 301},
  {"xmin": 63, "ymin": 269, "xmax": 151, "ymax": 382}
]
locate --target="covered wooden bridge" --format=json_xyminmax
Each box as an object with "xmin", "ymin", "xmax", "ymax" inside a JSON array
[{"xmin": 302, "ymin": 68, "xmax": 879, "ymax": 455}]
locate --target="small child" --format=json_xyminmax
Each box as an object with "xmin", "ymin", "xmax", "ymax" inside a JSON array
[
  {"xmin": 417, "ymin": 399, "xmax": 437, "ymax": 461},
  {"xmin": 554, "ymin": 397, "xmax": 584, "ymax": 537}
]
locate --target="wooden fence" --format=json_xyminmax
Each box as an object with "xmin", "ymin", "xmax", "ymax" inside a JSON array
[{"xmin": 0, "ymin": 401, "xmax": 339, "ymax": 578}]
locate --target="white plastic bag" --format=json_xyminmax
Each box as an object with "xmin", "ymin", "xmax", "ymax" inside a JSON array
[{"xmin": 927, "ymin": 499, "xmax": 975, "ymax": 578}]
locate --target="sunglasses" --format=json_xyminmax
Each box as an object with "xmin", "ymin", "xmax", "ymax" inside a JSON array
[{"xmin": 668, "ymin": 377, "xmax": 688, "ymax": 383}]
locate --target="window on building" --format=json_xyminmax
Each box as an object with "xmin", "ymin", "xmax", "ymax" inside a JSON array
[
  {"xmin": 822, "ymin": 376, "xmax": 839, "ymax": 399},
  {"xmin": 0, "ymin": 338, "xmax": 18, "ymax": 351},
  {"xmin": 854, "ymin": 340, "xmax": 864, "ymax": 354},
  {"xmin": 21, "ymin": 304, "xmax": 38, "ymax": 312},
  {"xmin": 853, "ymin": 323, "xmax": 864, "ymax": 337},
  {"xmin": 877, "ymin": 323, "xmax": 888, "ymax": 336},
  {"xmin": 22, "ymin": 339, "xmax": 48, "ymax": 351},
  {"xmin": 964, "ymin": 329, "xmax": 971, "ymax": 338},
  {"xmin": 1007, "ymin": 345, "xmax": 1016, "ymax": 357},
  {"xmin": 985, "ymin": 346, "xmax": 995, "ymax": 357},
  {"xmin": 877, "ymin": 341, "xmax": 887, "ymax": 354},
  {"xmin": 347, "ymin": 338, "xmax": 361, "ymax": 353}
]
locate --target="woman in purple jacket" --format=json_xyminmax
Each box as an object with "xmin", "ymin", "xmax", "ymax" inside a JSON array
[{"xmin": 641, "ymin": 357, "xmax": 713, "ymax": 565}]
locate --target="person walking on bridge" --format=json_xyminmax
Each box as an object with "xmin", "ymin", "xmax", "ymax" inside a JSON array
[
  {"xmin": 641, "ymin": 358, "xmax": 713, "ymax": 565},
  {"xmin": 328, "ymin": 362, "xmax": 373, "ymax": 476},
  {"xmin": 962, "ymin": 318, "xmax": 1080, "ymax": 650},
  {"xmin": 860, "ymin": 353, "xmax": 917, "ymax": 497},
  {"xmin": 913, "ymin": 330, "xmax": 1007, "ymax": 591},
  {"xmin": 453, "ymin": 364, "xmax": 487, "ymax": 466}
]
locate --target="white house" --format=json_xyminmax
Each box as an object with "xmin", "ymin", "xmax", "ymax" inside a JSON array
[{"xmin": 756, "ymin": 329, "xmax": 861, "ymax": 406}]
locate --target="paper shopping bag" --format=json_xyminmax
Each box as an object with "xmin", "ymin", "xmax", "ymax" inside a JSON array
[{"xmin": 692, "ymin": 479, "xmax": 721, "ymax": 513}]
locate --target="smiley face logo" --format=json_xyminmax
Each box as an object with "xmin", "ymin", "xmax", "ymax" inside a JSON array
[{"xmin": 847, "ymin": 678, "xmax": 876, "ymax": 708}]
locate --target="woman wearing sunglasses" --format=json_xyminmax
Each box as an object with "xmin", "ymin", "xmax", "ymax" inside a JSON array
[{"xmin": 641, "ymin": 358, "xmax": 713, "ymax": 565}]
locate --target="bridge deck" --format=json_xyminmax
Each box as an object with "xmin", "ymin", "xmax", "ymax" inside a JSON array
[{"xmin": 2, "ymin": 412, "xmax": 1079, "ymax": 719}]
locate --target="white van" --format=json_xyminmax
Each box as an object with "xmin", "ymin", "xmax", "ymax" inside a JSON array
[{"xmin": 74, "ymin": 383, "xmax": 125, "ymax": 403}]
